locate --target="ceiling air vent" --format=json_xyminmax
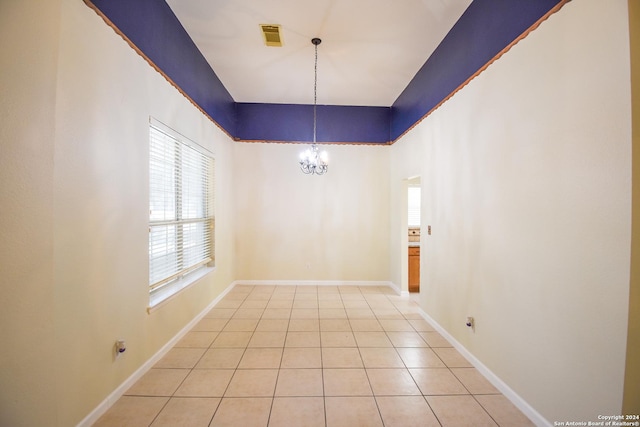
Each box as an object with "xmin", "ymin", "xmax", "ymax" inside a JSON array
[{"xmin": 260, "ymin": 24, "xmax": 283, "ymax": 47}]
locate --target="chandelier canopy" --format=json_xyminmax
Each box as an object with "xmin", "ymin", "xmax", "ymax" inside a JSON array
[{"xmin": 299, "ymin": 37, "xmax": 328, "ymax": 175}]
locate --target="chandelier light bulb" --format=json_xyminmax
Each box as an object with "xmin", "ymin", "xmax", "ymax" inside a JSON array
[{"xmin": 319, "ymin": 150, "xmax": 328, "ymax": 163}]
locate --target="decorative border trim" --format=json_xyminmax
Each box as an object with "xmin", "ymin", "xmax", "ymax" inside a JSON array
[
  {"xmin": 234, "ymin": 139, "xmax": 392, "ymax": 147},
  {"xmin": 83, "ymin": 0, "xmax": 570, "ymax": 145},
  {"xmin": 235, "ymin": 103, "xmax": 391, "ymax": 144},
  {"xmin": 82, "ymin": 0, "xmax": 235, "ymax": 142},
  {"xmin": 75, "ymin": 284, "xmax": 235, "ymax": 427},
  {"xmin": 390, "ymin": 0, "xmax": 572, "ymax": 144}
]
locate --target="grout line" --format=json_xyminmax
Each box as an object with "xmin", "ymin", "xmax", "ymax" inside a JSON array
[
  {"xmin": 102, "ymin": 284, "xmax": 526, "ymax": 426},
  {"xmin": 266, "ymin": 290, "xmax": 290, "ymax": 426},
  {"xmin": 181, "ymin": 293, "xmax": 245, "ymax": 426}
]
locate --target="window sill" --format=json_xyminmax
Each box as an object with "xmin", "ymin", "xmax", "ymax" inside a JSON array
[{"xmin": 147, "ymin": 266, "xmax": 215, "ymax": 313}]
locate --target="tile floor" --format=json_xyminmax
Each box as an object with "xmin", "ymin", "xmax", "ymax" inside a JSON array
[{"xmin": 94, "ymin": 285, "xmax": 535, "ymax": 427}]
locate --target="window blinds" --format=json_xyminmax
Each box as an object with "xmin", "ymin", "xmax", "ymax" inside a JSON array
[{"xmin": 149, "ymin": 122, "xmax": 214, "ymax": 295}]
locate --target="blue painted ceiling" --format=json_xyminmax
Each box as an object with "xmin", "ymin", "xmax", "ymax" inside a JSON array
[{"xmin": 85, "ymin": 0, "xmax": 567, "ymax": 144}]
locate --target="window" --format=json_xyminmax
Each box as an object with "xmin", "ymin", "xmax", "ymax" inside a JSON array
[
  {"xmin": 148, "ymin": 119, "xmax": 214, "ymax": 306},
  {"xmin": 408, "ymin": 186, "xmax": 421, "ymax": 227}
]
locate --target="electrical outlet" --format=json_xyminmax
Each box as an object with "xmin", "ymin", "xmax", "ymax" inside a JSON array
[
  {"xmin": 466, "ymin": 317, "xmax": 475, "ymax": 331},
  {"xmin": 115, "ymin": 339, "xmax": 126, "ymax": 358}
]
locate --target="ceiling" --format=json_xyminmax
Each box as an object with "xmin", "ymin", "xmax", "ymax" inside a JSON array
[{"xmin": 165, "ymin": 0, "xmax": 472, "ymax": 107}]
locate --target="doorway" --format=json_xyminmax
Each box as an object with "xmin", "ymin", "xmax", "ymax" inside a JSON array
[{"xmin": 403, "ymin": 177, "xmax": 421, "ymax": 299}]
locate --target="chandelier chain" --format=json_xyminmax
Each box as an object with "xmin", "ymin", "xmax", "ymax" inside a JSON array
[
  {"xmin": 313, "ymin": 41, "xmax": 318, "ymax": 144},
  {"xmin": 299, "ymin": 37, "xmax": 328, "ymax": 175}
]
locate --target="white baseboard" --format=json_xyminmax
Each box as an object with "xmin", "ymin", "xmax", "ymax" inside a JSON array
[
  {"xmin": 79, "ymin": 281, "xmax": 547, "ymax": 427},
  {"xmin": 76, "ymin": 283, "xmax": 235, "ymax": 427},
  {"xmin": 388, "ymin": 282, "xmax": 402, "ymax": 295},
  {"xmin": 233, "ymin": 279, "xmax": 396, "ymax": 289},
  {"xmin": 416, "ymin": 307, "xmax": 550, "ymax": 427},
  {"xmin": 233, "ymin": 280, "xmax": 403, "ymax": 297}
]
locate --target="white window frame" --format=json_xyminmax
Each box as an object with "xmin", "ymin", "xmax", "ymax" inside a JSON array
[{"xmin": 148, "ymin": 118, "xmax": 215, "ymax": 310}]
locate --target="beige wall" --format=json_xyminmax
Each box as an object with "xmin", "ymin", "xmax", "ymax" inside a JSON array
[
  {"xmin": 2, "ymin": 0, "xmax": 236, "ymax": 425},
  {"xmin": 624, "ymin": 0, "xmax": 640, "ymax": 413},
  {"xmin": 0, "ymin": 0, "xmax": 635, "ymax": 425},
  {"xmin": 391, "ymin": 0, "xmax": 632, "ymax": 421},
  {"xmin": 0, "ymin": 1, "xmax": 61, "ymax": 426},
  {"xmin": 233, "ymin": 142, "xmax": 390, "ymax": 282}
]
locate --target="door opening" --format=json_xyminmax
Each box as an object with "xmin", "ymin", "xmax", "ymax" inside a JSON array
[{"xmin": 406, "ymin": 177, "xmax": 421, "ymax": 299}]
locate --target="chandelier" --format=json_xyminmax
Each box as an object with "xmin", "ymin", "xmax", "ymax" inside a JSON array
[{"xmin": 299, "ymin": 37, "xmax": 329, "ymax": 175}]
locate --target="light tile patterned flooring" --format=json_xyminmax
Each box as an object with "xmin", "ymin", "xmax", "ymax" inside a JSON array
[{"xmin": 94, "ymin": 285, "xmax": 534, "ymax": 427}]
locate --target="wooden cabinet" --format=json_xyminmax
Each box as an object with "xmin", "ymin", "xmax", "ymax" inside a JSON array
[{"xmin": 408, "ymin": 246, "xmax": 420, "ymax": 293}]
